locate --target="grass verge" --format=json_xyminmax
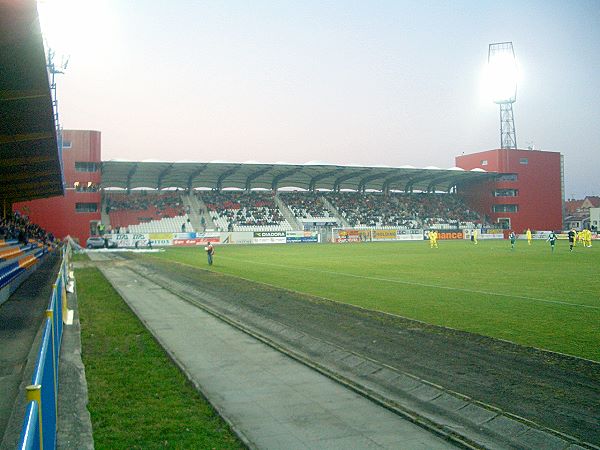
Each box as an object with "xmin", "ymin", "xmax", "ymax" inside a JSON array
[{"xmin": 76, "ymin": 267, "xmax": 244, "ymax": 449}]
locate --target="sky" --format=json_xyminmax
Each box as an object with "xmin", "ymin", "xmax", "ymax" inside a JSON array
[{"xmin": 37, "ymin": 0, "xmax": 600, "ymax": 198}]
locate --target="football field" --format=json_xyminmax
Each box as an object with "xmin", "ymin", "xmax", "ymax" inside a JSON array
[{"xmin": 145, "ymin": 239, "xmax": 599, "ymax": 361}]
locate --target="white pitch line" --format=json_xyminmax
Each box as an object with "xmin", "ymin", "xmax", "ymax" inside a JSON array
[{"xmin": 216, "ymin": 256, "xmax": 600, "ymax": 311}]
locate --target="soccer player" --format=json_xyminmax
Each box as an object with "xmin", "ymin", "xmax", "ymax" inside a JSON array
[
  {"xmin": 472, "ymin": 228, "xmax": 478, "ymax": 245},
  {"xmin": 526, "ymin": 228, "xmax": 532, "ymax": 245},
  {"xmin": 509, "ymin": 231, "xmax": 516, "ymax": 250},
  {"xmin": 429, "ymin": 230, "xmax": 438, "ymax": 248},
  {"xmin": 547, "ymin": 231, "xmax": 558, "ymax": 252},
  {"xmin": 567, "ymin": 229, "xmax": 576, "ymax": 252},
  {"xmin": 585, "ymin": 228, "xmax": 593, "ymax": 247}
]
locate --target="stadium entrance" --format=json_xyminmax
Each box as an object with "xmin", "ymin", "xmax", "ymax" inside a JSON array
[{"xmin": 498, "ymin": 218, "xmax": 511, "ymax": 229}]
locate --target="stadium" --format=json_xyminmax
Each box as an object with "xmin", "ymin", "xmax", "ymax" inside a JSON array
[{"xmin": 1, "ymin": 2, "xmax": 598, "ymax": 450}]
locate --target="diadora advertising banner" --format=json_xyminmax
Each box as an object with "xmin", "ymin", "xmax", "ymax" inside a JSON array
[
  {"xmin": 286, "ymin": 231, "xmax": 319, "ymax": 243},
  {"xmin": 252, "ymin": 231, "xmax": 286, "ymax": 244}
]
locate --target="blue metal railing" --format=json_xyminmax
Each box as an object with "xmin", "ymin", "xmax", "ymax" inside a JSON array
[{"xmin": 17, "ymin": 244, "xmax": 70, "ymax": 450}]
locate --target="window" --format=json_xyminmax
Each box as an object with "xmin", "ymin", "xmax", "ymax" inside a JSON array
[
  {"xmin": 480, "ymin": 160, "xmax": 488, "ymax": 166},
  {"xmin": 62, "ymin": 140, "xmax": 72, "ymax": 149},
  {"xmin": 493, "ymin": 204, "xmax": 518, "ymax": 213},
  {"xmin": 497, "ymin": 173, "xmax": 518, "ymax": 182},
  {"xmin": 494, "ymin": 189, "xmax": 518, "ymax": 197},
  {"xmin": 519, "ymin": 158, "xmax": 528, "ymax": 165},
  {"xmin": 75, "ymin": 203, "xmax": 98, "ymax": 213},
  {"xmin": 75, "ymin": 162, "xmax": 99, "ymax": 172}
]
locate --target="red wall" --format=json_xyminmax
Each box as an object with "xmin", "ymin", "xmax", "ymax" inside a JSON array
[
  {"xmin": 13, "ymin": 130, "xmax": 102, "ymax": 243},
  {"xmin": 456, "ymin": 149, "xmax": 563, "ymax": 231}
]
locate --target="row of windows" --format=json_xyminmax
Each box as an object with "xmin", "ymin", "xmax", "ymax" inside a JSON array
[
  {"xmin": 75, "ymin": 162, "xmax": 99, "ymax": 172},
  {"xmin": 494, "ymin": 189, "xmax": 518, "ymax": 197},
  {"xmin": 492, "ymin": 204, "xmax": 518, "ymax": 213},
  {"xmin": 76, "ymin": 203, "xmax": 98, "ymax": 213},
  {"xmin": 481, "ymin": 158, "xmax": 528, "ymax": 166},
  {"xmin": 496, "ymin": 173, "xmax": 518, "ymax": 182}
]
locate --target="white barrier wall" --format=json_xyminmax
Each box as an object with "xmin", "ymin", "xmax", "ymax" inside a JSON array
[
  {"xmin": 332, "ymin": 228, "xmax": 423, "ymax": 243},
  {"xmin": 107, "ymin": 230, "xmax": 319, "ymax": 247}
]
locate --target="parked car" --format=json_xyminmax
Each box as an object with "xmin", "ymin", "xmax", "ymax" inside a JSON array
[{"xmin": 86, "ymin": 236, "xmax": 117, "ymax": 249}]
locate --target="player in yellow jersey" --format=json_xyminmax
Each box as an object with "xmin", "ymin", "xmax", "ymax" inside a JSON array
[
  {"xmin": 429, "ymin": 230, "xmax": 438, "ymax": 248},
  {"xmin": 472, "ymin": 229, "xmax": 478, "ymax": 244},
  {"xmin": 526, "ymin": 228, "xmax": 532, "ymax": 245},
  {"xmin": 585, "ymin": 228, "xmax": 593, "ymax": 247}
]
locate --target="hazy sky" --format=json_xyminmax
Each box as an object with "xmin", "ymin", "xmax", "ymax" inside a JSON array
[{"xmin": 38, "ymin": 0, "xmax": 600, "ymax": 198}]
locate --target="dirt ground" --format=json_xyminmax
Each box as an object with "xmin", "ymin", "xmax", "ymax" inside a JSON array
[{"xmin": 124, "ymin": 254, "xmax": 599, "ymax": 446}]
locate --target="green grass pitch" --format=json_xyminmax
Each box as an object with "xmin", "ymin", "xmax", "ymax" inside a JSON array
[{"xmin": 146, "ymin": 239, "xmax": 600, "ymax": 361}]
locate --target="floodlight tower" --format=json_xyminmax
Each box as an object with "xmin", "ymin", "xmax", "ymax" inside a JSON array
[
  {"xmin": 488, "ymin": 42, "xmax": 518, "ymax": 149},
  {"xmin": 47, "ymin": 48, "xmax": 69, "ymax": 183}
]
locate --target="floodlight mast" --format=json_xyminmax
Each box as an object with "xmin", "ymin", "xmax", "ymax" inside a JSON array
[
  {"xmin": 488, "ymin": 42, "xmax": 517, "ymax": 150},
  {"xmin": 47, "ymin": 47, "xmax": 69, "ymax": 188}
]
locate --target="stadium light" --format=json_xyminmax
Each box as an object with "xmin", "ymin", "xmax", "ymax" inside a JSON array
[
  {"xmin": 487, "ymin": 44, "xmax": 517, "ymax": 103},
  {"xmin": 487, "ymin": 42, "xmax": 518, "ymax": 149}
]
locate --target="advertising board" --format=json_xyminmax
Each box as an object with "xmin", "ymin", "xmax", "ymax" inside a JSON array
[
  {"xmin": 148, "ymin": 232, "xmax": 173, "ymax": 246},
  {"xmin": 334, "ymin": 229, "xmax": 371, "ymax": 243},
  {"xmin": 371, "ymin": 229, "xmax": 397, "ymax": 241},
  {"xmin": 252, "ymin": 231, "xmax": 286, "ymax": 244},
  {"xmin": 286, "ymin": 231, "xmax": 319, "ymax": 243},
  {"xmin": 437, "ymin": 230, "xmax": 464, "ymax": 240},
  {"xmin": 396, "ymin": 229, "xmax": 423, "ymax": 240},
  {"xmin": 113, "ymin": 233, "xmax": 150, "ymax": 247},
  {"xmin": 172, "ymin": 232, "xmax": 220, "ymax": 246}
]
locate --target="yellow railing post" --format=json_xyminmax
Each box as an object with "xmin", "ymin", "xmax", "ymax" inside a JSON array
[{"xmin": 25, "ymin": 384, "xmax": 43, "ymax": 450}]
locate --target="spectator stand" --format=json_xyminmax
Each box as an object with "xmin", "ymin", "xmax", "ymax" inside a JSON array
[
  {"xmin": 326, "ymin": 192, "xmax": 481, "ymax": 230},
  {"xmin": 104, "ymin": 191, "xmax": 186, "ymax": 234},
  {"xmin": 278, "ymin": 192, "xmax": 339, "ymax": 229},
  {"xmin": 200, "ymin": 191, "xmax": 292, "ymax": 232},
  {"xmin": 0, "ymin": 213, "xmax": 56, "ymax": 306}
]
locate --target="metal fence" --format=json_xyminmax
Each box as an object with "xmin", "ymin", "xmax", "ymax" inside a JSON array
[{"xmin": 17, "ymin": 244, "xmax": 71, "ymax": 450}]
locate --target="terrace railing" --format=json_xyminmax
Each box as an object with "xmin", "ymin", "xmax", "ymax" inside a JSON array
[{"xmin": 17, "ymin": 243, "xmax": 71, "ymax": 450}]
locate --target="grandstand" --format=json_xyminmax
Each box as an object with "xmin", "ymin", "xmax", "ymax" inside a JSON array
[
  {"xmin": 200, "ymin": 190, "xmax": 292, "ymax": 232},
  {"xmin": 96, "ymin": 189, "xmax": 482, "ymax": 234},
  {"xmin": 0, "ymin": 3, "xmax": 68, "ymax": 447},
  {"xmin": 105, "ymin": 191, "xmax": 190, "ymax": 233}
]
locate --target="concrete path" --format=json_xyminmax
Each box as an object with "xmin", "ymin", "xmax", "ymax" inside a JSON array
[{"xmin": 90, "ymin": 254, "xmax": 455, "ymax": 450}]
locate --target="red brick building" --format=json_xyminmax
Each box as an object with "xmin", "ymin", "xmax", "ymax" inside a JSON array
[
  {"xmin": 13, "ymin": 130, "xmax": 102, "ymax": 243},
  {"xmin": 455, "ymin": 149, "xmax": 563, "ymax": 232}
]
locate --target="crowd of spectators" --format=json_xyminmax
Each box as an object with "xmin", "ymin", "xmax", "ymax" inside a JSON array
[
  {"xmin": 279, "ymin": 192, "xmax": 332, "ymax": 220},
  {"xmin": 200, "ymin": 191, "xmax": 286, "ymax": 230},
  {"xmin": 105, "ymin": 191, "xmax": 185, "ymax": 217},
  {"xmin": 414, "ymin": 194, "xmax": 480, "ymax": 228},
  {"xmin": 326, "ymin": 192, "xmax": 481, "ymax": 228},
  {"xmin": 0, "ymin": 211, "xmax": 55, "ymax": 246},
  {"xmin": 326, "ymin": 192, "xmax": 416, "ymax": 228}
]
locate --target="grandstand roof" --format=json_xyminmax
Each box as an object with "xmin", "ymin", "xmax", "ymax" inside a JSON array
[
  {"xmin": 0, "ymin": 0, "xmax": 64, "ymax": 203},
  {"xmin": 101, "ymin": 160, "xmax": 496, "ymax": 192}
]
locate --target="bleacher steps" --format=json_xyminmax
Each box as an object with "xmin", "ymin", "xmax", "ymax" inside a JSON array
[
  {"xmin": 322, "ymin": 196, "xmax": 351, "ymax": 227},
  {"xmin": 182, "ymin": 193, "xmax": 202, "ymax": 232},
  {"xmin": 194, "ymin": 194, "xmax": 217, "ymax": 231},
  {"xmin": 274, "ymin": 193, "xmax": 302, "ymax": 229}
]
